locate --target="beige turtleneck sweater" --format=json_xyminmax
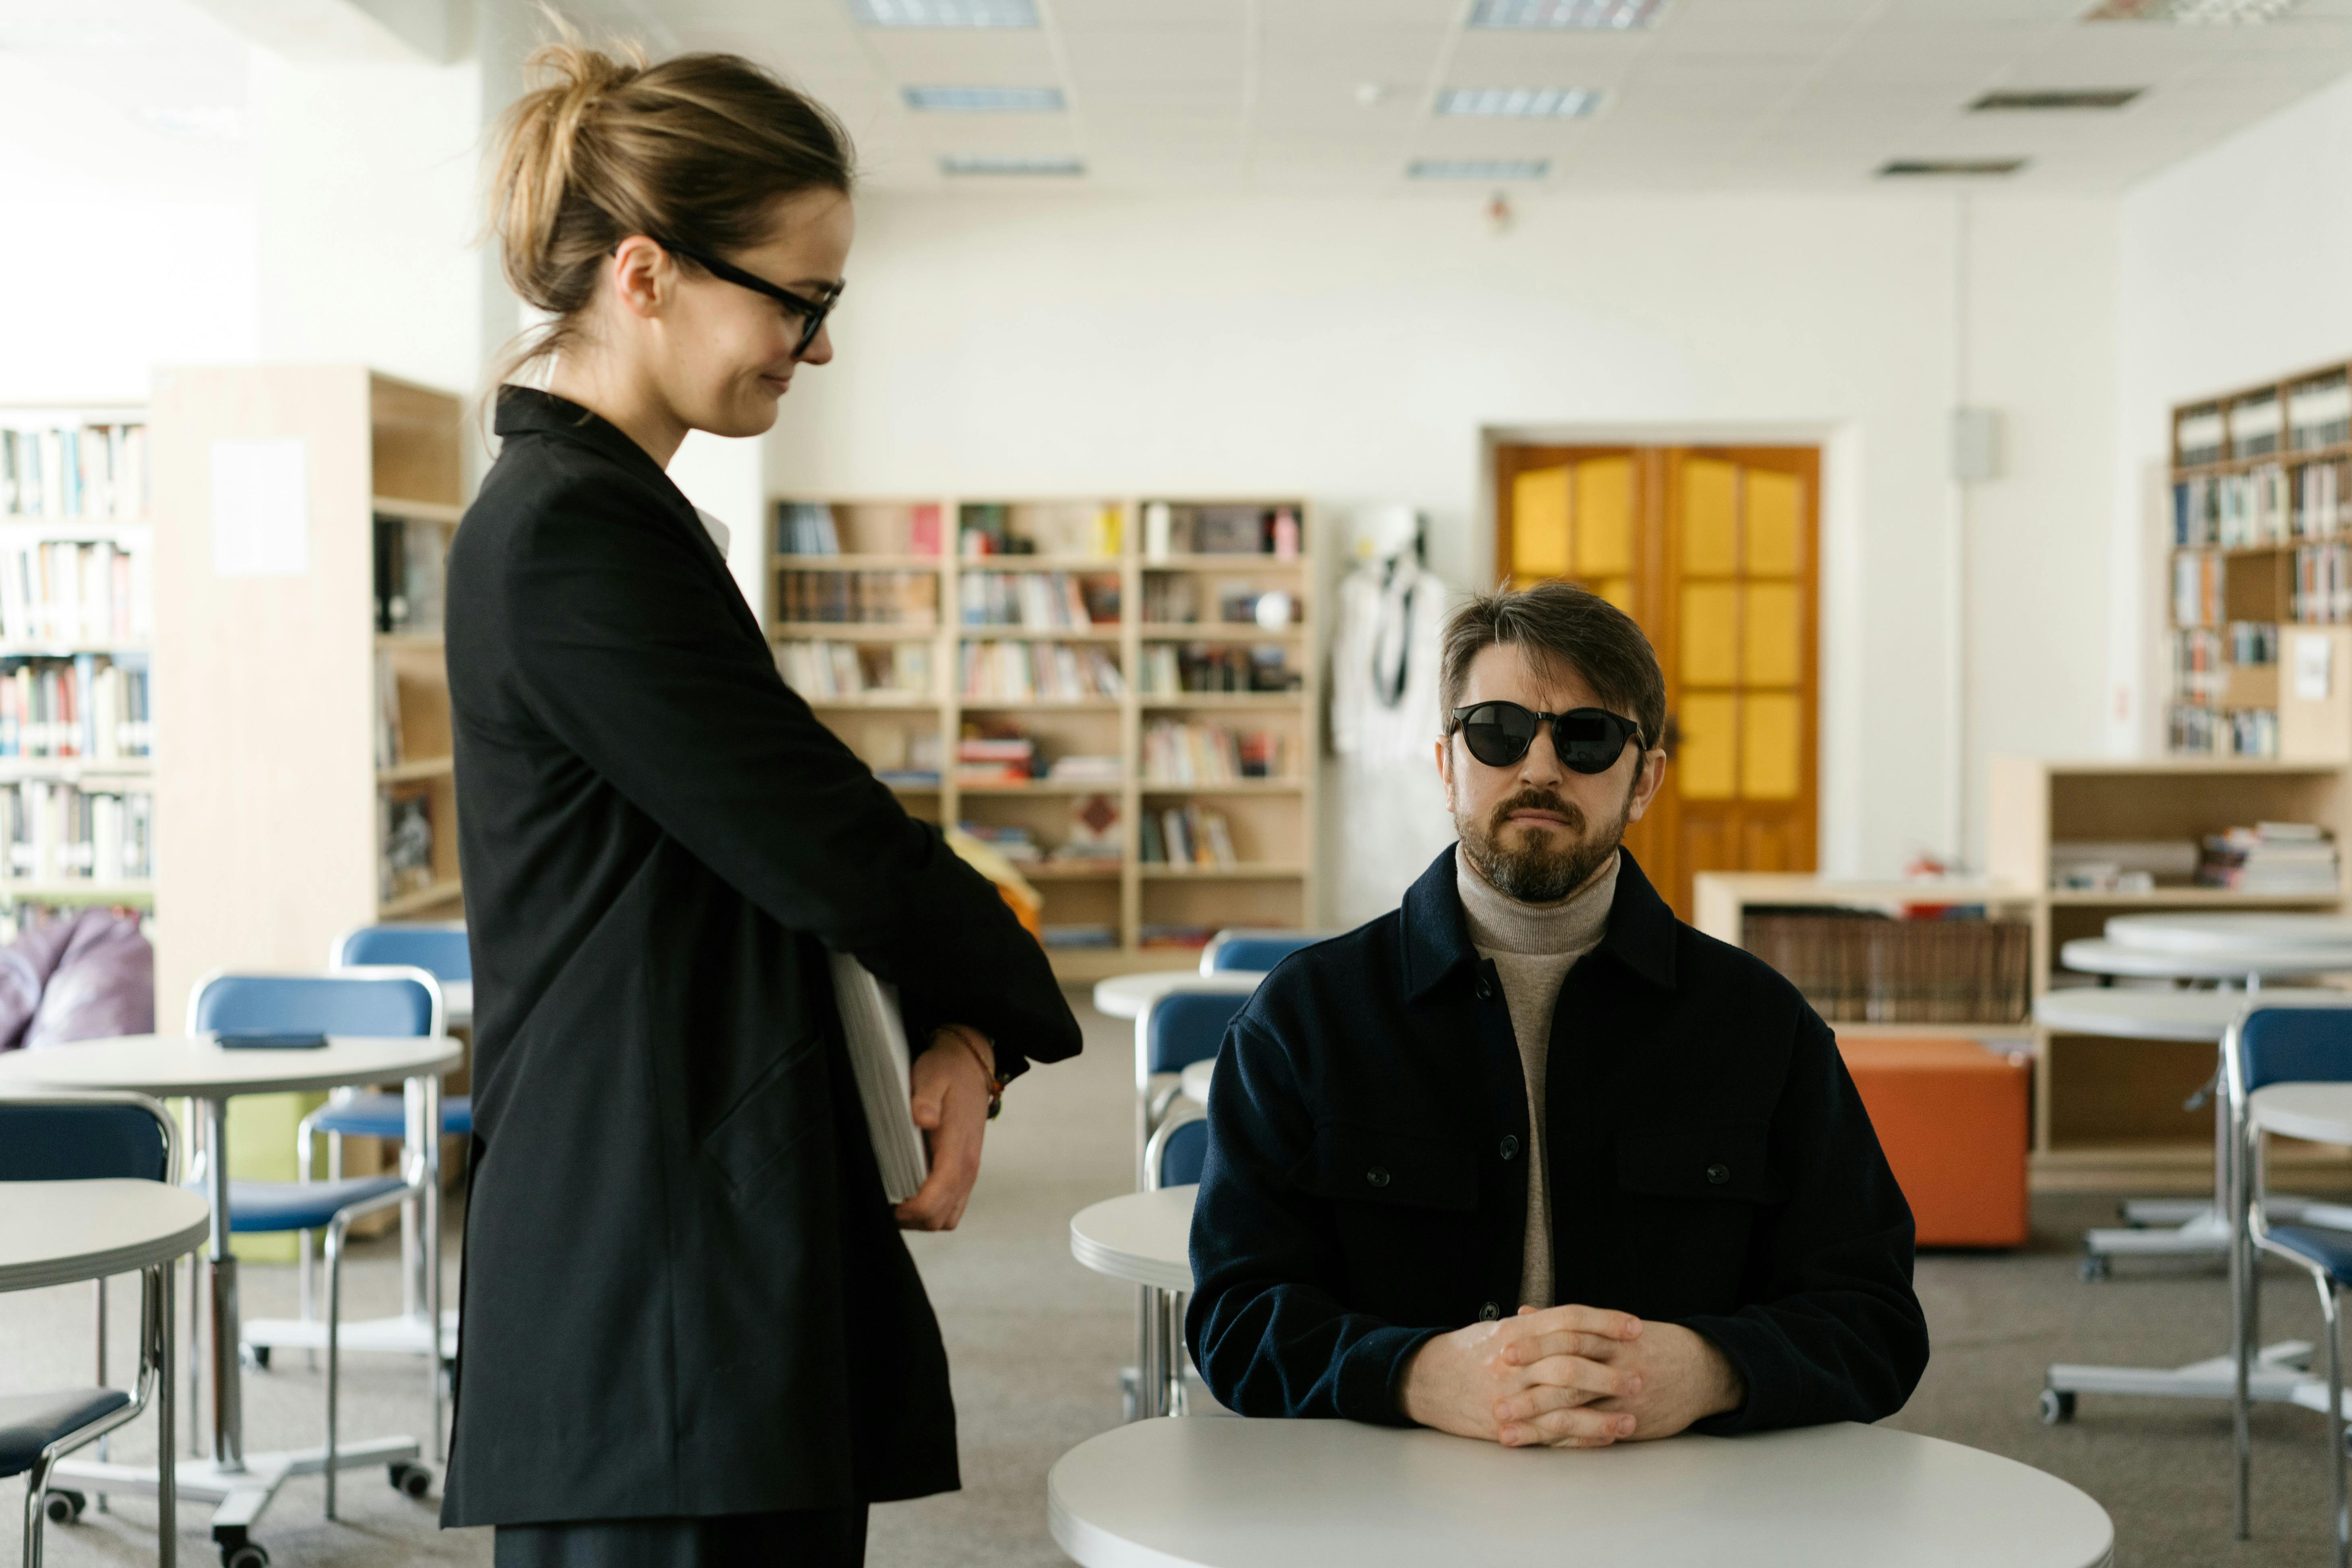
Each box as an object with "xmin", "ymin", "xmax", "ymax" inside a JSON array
[{"xmin": 1456, "ymin": 849, "xmax": 1618, "ymax": 1311}]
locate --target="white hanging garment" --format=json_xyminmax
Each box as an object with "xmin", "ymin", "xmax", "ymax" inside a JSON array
[{"xmin": 1331, "ymin": 556, "xmax": 1451, "ymax": 766}]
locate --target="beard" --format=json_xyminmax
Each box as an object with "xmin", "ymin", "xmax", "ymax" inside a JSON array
[{"xmin": 1457, "ymin": 780, "xmax": 1633, "ymax": 905}]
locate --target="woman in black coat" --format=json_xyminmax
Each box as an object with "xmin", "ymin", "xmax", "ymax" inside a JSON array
[{"xmin": 438, "ymin": 41, "xmax": 1081, "ymax": 1567}]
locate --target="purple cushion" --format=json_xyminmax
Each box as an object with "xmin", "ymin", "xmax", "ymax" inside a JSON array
[{"xmin": 0, "ymin": 909, "xmax": 154, "ymax": 1053}]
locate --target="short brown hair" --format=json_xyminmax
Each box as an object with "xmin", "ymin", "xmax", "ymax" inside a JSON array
[
  {"xmin": 484, "ymin": 31, "xmax": 855, "ymax": 387},
  {"xmin": 1439, "ymin": 581, "xmax": 1666, "ymax": 750}
]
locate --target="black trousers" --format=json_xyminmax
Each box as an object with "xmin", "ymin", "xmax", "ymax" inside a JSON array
[{"xmin": 493, "ymin": 1506, "xmax": 867, "ymax": 1568}]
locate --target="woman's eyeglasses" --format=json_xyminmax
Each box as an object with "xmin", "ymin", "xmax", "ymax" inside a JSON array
[
  {"xmin": 650, "ymin": 238, "xmax": 842, "ymax": 359},
  {"xmin": 1449, "ymin": 701, "xmax": 1643, "ymax": 774}
]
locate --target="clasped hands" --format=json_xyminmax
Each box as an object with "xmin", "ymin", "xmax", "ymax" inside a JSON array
[{"xmin": 1398, "ymin": 1304, "xmax": 1744, "ymax": 1449}]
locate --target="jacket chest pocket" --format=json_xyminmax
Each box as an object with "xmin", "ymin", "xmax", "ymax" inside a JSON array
[
  {"xmin": 1615, "ymin": 1124, "xmax": 1782, "ymax": 1312},
  {"xmin": 1301, "ymin": 1122, "xmax": 1480, "ymax": 1322}
]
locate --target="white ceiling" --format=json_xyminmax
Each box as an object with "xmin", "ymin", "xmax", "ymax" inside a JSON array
[{"xmin": 586, "ymin": 0, "xmax": 2352, "ymax": 194}]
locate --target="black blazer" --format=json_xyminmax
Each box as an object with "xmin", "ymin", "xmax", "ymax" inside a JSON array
[
  {"xmin": 440, "ymin": 388, "xmax": 1080, "ymax": 1527},
  {"xmin": 1185, "ymin": 846, "xmax": 1927, "ymax": 1433}
]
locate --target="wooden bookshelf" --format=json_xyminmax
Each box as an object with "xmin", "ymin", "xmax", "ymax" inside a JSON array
[{"xmin": 769, "ymin": 496, "xmax": 1320, "ymax": 980}]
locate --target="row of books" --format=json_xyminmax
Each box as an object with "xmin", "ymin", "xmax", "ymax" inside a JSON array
[
  {"xmin": 1140, "ymin": 577, "xmax": 1299, "ymax": 628},
  {"xmin": 1043, "ymin": 923, "xmax": 1119, "ymax": 949},
  {"xmin": 959, "ymin": 570, "xmax": 1119, "ymax": 628},
  {"xmin": 0, "ymin": 657, "xmax": 151, "ymax": 761},
  {"xmin": 960, "ymin": 640, "xmax": 1125, "ymax": 702},
  {"xmin": 875, "ymin": 731, "xmax": 949, "ymax": 789},
  {"xmin": 1, "ymin": 782, "xmax": 153, "ymax": 884},
  {"xmin": 776, "ymin": 640, "xmax": 935, "ymax": 703},
  {"xmin": 2169, "ymin": 703, "xmax": 2279, "ymax": 757},
  {"xmin": 2172, "ymin": 462, "xmax": 2352, "ymax": 548},
  {"xmin": 2049, "ymin": 838, "xmax": 2199, "ymax": 894},
  {"xmin": 1741, "ymin": 911, "xmax": 2032, "ymax": 1025},
  {"xmin": 779, "ymin": 500, "xmax": 948, "ymax": 557},
  {"xmin": 2197, "ymin": 822, "xmax": 2337, "ymax": 894},
  {"xmin": 1140, "ymin": 804, "xmax": 1240, "ymax": 868},
  {"xmin": 2172, "ymin": 552, "xmax": 2224, "ymax": 628},
  {"xmin": 1142, "ymin": 721, "xmax": 1287, "ymax": 783},
  {"xmin": 0, "ymin": 539, "xmax": 151, "ymax": 646},
  {"xmin": 2169, "ymin": 630, "xmax": 2227, "ymax": 703},
  {"xmin": 958, "ymin": 805, "xmax": 1124, "ymax": 866},
  {"xmin": 373, "ymin": 516, "xmax": 446, "ymax": 636},
  {"xmin": 1137, "ymin": 643, "xmax": 1301, "ymax": 695},
  {"xmin": 2294, "ymin": 543, "xmax": 2352, "ymax": 623},
  {"xmin": 959, "ymin": 502, "xmax": 1122, "ymax": 560},
  {"xmin": 779, "ymin": 570, "xmax": 939, "ymax": 626},
  {"xmin": 0, "ymin": 424, "xmax": 147, "ymax": 521},
  {"xmin": 1140, "ymin": 502, "xmax": 1303, "ymax": 560}
]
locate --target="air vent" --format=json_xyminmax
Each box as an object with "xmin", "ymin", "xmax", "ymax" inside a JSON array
[
  {"xmin": 940, "ymin": 155, "xmax": 1084, "ymax": 176},
  {"xmin": 1409, "ymin": 158, "xmax": 1552, "ymax": 180},
  {"xmin": 1969, "ymin": 88, "xmax": 2143, "ymax": 111},
  {"xmin": 1468, "ymin": 0, "xmax": 1663, "ymax": 30},
  {"xmin": 849, "ymin": 0, "xmax": 1037, "ymax": 27},
  {"xmin": 1435, "ymin": 87, "xmax": 1604, "ymax": 118},
  {"xmin": 1878, "ymin": 159, "xmax": 2028, "ymax": 178},
  {"xmin": 904, "ymin": 86, "xmax": 1065, "ymax": 112},
  {"xmin": 2084, "ymin": 0, "xmax": 2299, "ymax": 20}
]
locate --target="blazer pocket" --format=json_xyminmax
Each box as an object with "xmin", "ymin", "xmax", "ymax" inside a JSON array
[
  {"xmin": 1302, "ymin": 1122, "xmax": 1478, "ymax": 1212},
  {"xmin": 1616, "ymin": 1124, "xmax": 1785, "ymax": 1204},
  {"xmin": 699, "ymin": 1032, "xmax": 830, "ymax": 1198}
]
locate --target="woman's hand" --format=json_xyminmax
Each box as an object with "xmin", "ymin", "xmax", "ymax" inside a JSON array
[{"xmin": 893, "ymin": 1024, "xmax": 994, "ymax": 1231}]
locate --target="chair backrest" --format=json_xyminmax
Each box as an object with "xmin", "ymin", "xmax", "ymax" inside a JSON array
[
  {"xmin": 0, "ymin": 1092, "xmax": 176, "ymax": 1182},
  {"xmin": 332, "ymin": 922, "xmax": 471, "ymax": 982},
  {"xmin": 1141, "ymin": 987, "xmax": 1253, "ymax": 1076},
  {"xmin": 188, "ymin": 967, "xmax": 443, "ymax": 1041},
  {"xmin": 1149, "ymin": 1114, "xmax": 1208, "ymax": 1191},
  {"xmin": 1200, "ymin": 928, "xmax": 1329, "ymax": 975},
  {"xmin": 2233, "ymin": 1004, "xmax": 2352, "ymax": 1095}
]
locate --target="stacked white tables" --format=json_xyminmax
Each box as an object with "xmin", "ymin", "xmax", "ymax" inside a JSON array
[
  {"xmin": 1072, "ymin": 1186, "xmax": 1195, "ymax": 1420},
  {"xmin": 0, "ymin": 1033, "xmax": 463, "ymax": 1565},
  {"xmin": 0, "ymin": 1178, "xmax": 210, "ymax": 1568},
  {"xmin": 1049, "ymin": 1417, "xmax": 2115, "ymax": 1568}
]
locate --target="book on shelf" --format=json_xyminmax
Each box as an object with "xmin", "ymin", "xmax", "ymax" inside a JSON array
[
  {"xmin": 956, "ymin": 733, "xmax": 1035, "ymax": 785},
  {"xmin": 780, "ymin": 569, "xmax": 939, "ymax": 626},
  {"xmin": 958, "ymin": 570, "xmax": 1118, "ymax": 628},
  {"xmin": 1047, "ymin": 755, "xmax": 1122, "ymax": 783},
  {"xmin": 1141, "ymin": 802, "xmax": 1239, "ymax": 869},
  {"xmin": 2175, "ymin": 406, "xmax": 2226, "ymax": 469},
  {"xmin": 776, "ymin": 639, "xmax": 934, "ymax": 702},
  {"xmin": 1140, "ymin": 502, "xmax": 1302, "ymax": 561},
  {"xmin": 1041, "ymin": 923, "xmax": 1119, "ymax": 949},
  {"xmin": 0, "ymin": 537, "xmax": 152, "ymax": 645},
  {"xmin": 1142, "ymin": 720, "xmax": 1288, "ymax": 783},
  {"xmin": 778, "ymin": 501, "xmax": 841, "ymax": 555},
  {"xmin": 1741, "ymin": 908, "xmax": 2030, "ymax": 1025},
  {"xmin": 959, "ymin": 822, "xmax": 1042, "ymax": 863},
  {"xmin": 957, "ymin": 502, "xmax": 1121, "ymax": 560},
  {"xmin": 2290, "ymin": 373, "xmax": 2352, "ymax": 451},
  {"xmin": 2294, "ymin": 543, "xmax": 2352, "ymax": 622},
  {"xmin": 0, "ymin": 421, "xmax": 147, "ymax": 521},
  {"xmin": 2171, "ymin": 552, "xmax": 2223, "ymax": 628},
  {"xmin": 2198, "ymin": 823, "xmax": 2339, "ymax": 893},
  {"xmin": 376, "ymin": 652, "xmax": 403, "ymax": 769},
  {"xmin": 1137, "ymin": 642, "xmax": 1300, "ymax": 695},
  {"xmin": 380, "ymin": 787, "xmax": 436, "ymax": 903},
  {"xmin": 958, "ymin": 640, "xmax": 1125, "ymax": 702},
  {"xmin": 373, "ymin": 514, "xmax": 446, "ymax": 636},
  {"xmin": 0, "ymin": 656, "xmax": 151, "ymax": 761},
  {"xmin": 2232, "ymin": 390, "xmax": 2282, "ymax": 459},
  {"xmin": 778, "ymin": 500, "xmax": 946, "ymax": 557},
  {"xmin": 2, "ymin": 781, "xmax": 152, "ymax": 884}
]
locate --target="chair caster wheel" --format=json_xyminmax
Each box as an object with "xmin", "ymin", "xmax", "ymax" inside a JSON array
[
  {"xmin": 2039, "ymin": 1388, "xmax": 2076, "ymax": 1425},
  {"xmin": 2079, "ymin": 1254, "xmax": 2111, "ymax": 1283},
  {"xmin": 217, "ymin": 1529, "xmax": 269, "ymax": 1568},
  {"xmin": 240, "ymin": 1343, "xmax": 270, "ymax": 1371},
  {"xmin": 390, "ymin": 1460, "xmax": 433, "ymax": 1498},
  {"xmin": 43, "ymin": 1488, "xmax": 86, "ymax": 1523}
]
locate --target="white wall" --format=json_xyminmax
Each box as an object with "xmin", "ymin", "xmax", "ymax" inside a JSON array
[
  {"xmin": 2112, "ymin": 73, "xmax": 2352, "ymax": 754},
  {"xmin": 767, "ymin": 189, "xmax": 2121, "ymax": 921}
]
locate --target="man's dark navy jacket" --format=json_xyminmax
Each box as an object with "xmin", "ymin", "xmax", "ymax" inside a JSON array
[{"xmin": 1184, "ymin": 846, "xmax": 1929, "ymax": 1433}]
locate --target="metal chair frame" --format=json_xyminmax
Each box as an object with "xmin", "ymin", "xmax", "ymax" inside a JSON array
[
  {"xmin": 1134, "ymin": 1102, "xmax": 1206, "ymax": 1422},
  {"xmin": 1133, "ymin": 983, "xmax": 1254, "ymax": 1190},
  {"xmin": 3, "ymin": 1090, "xmax": 182, "ymax": 1568}
]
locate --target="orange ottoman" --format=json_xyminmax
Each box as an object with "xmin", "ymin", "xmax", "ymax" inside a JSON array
[{"xmin": 1836, "ymin": 1036, "xmax": 2031, "ymax": 1249}]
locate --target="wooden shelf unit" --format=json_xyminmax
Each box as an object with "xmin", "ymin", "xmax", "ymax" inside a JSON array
[{"xmin": 769, "ymin": 496, "xmax": 1320, "ymax": 980}]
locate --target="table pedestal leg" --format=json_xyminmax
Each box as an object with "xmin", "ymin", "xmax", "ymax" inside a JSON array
[
  {"xmin": 205, "ymin": 1097, "xmax": 244, "ymax": 1471},
  {"xmin": 1135, "ymin": 1286, "xmax": 1167, "ymax": 1420}
]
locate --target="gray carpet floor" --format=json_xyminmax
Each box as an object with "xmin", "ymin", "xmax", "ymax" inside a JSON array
[{"xmin": 4, "ymin": 993, "xmax": 2348, "ymax": 1566}]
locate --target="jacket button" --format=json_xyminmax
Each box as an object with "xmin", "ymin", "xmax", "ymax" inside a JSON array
[
  {"xmin": 1479, "ymin": 1302, "xmax": 1501, "ymax": 1322},
  {"xmin": 1366, "ymin": 1166, "xmax": 1392, "ymax": 1188},
  {"xmin": 1706, "ymin": 1163, "xmax": 1731, "ymax": 1185},
  {"xmin": 1475, "ymin": 979, "xmax": 1494, "ymax": 1002},
  {"xmin": 1499, "ymin": 1136, "xmax": 1520, "ymax": 1161}
]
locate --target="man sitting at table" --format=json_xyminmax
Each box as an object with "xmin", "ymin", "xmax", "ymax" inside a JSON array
[{"xmin": 1185, "ymin": 582, "xmax": 1929, "ymax": 1448}]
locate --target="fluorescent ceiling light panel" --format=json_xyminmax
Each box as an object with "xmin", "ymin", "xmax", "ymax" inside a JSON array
[
  {"xmin": 2083, "ymin": 0, "xmax": 2299, "ymax": 19},
  {"xmin": 1468, "ymin": 0, "xmax": 1663, "ymax": 30},
  {"xmin": 904, "ymin": 85, "xmax": 1066, "ymax": 112},
  {"xmin": 1436, "ymin": 87, "xmax": 1603, "ymax": 118},
  {"xmin": 849, "ymin": 0, "xmax": 1038, "ymax": 27},
  {"xmin": 1409, "ymin": 158, "xmax": 1552, "ymax": 180},
  {"xmin": 1969, "ymin": 88, "xmax": 2144, "ymax": 111},
  {"xmin": 1878, "ymin": 158, "xmax": 2028, "ymax": 177},
  {"xmin": 941, "ymin": 155, "xmax": 1085, "ymax": 175}
]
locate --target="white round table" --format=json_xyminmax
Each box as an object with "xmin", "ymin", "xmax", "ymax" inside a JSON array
[
  {"xmin": 2251, "ymin": 1082, "xmax": 2352, "ymax": 1146},
  {"xmin": 1073, "ymin": 1185, "xmax": 1196, "ymax": 1421},
  {"xmin": 0, "ymin": 1178, "xmax": 210, "ymax": 1293},
  {"xmin": 2059, "ymin": 938, "xmax": 2352, "ymax": 982},
  {"xmin": 2106, "ymin": 913, "xmax": 2352, "ymax": 955},
  {"xmin": 2035, "ymin": 986, "xmax": 2352, "ymax": 1042},
  {"xmin": 440, "ymin": 979, "xmax": 472, "ymax": 1030},
  {"xmin": 0, "ymin": 1033, "xmax": 462, "ymax": 1546},
  {"xmin": 1179, "ymin": 1060, "xmax": 1214, "ymax": 1106},
  {"xmin": 1093, "ymin": 971, "xmax": 1263, "ymax": 1021},
  {"xmin": 1048, "ymin": 1417, "xmax": 2115, "ymax": 1568}
]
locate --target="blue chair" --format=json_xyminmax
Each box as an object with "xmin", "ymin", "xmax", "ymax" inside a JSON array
[
  {"xmin": 1198, "ymin": 928, "xmax": 1330, "ymax": 975},
  {"xmin": 2227, "ymin": 1004, "xmax": 2352, "ymax": 1564},
  {"xmin": 191, "ymin": 968, "xmax": 444, "ymax": 1516},
  {"xmin": 0, "ymin": 1092, "xmax": 181, "ymax": 1567},
  {"xmin": 1134, "ymin": 985, "xmax": 1253, "ymax": 1189},
  {"xmin": 308, "ymin": 924, "xmax": 473, "ymax": 1157},
  {"xmin": 1145, "ymin": 1105, "xmax": 1207, "ymax": 1192}
]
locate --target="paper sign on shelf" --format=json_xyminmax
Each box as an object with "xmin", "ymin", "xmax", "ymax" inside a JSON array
[
  {"xmin": 2296, "ymin": 631, "xmax": 2334, "ymax": 702},
  {"xmin": 211, "ymin": 438, "xmax": 309, "ymax": 578}
]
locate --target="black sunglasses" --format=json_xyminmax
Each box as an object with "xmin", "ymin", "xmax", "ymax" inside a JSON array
[
  {"xmin": 650, "ymin": 238, "xmax": 843, "ymax": 358},
  {"xmin": 1449, "ymin": 702, "xmax": 1644, "ymax": 774}
]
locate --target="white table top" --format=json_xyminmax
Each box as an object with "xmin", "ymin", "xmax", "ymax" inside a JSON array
[
  {"xmin": 2252, "ymin": 1083, "xmax": 2352, "ymax": 1146},
  {"xmin": 2059, "ymin": 938, "xmax": 2352, "ymax": 981},
  {"xmin": 441, "ymin": 979, "xmax": 472, "ymax": 1029},
  {"xmin": 1071, "ymin": 1185, "xmax": 1194, "ymax": 1292},
  {"xmin": 1180, "ymin": 1059, "xmax": 1214, "ymax": 1105},
  {"xmin": 0, "ymin": 1033, "xmax": 465, "ymax": 1099},
  {"xmin": 0, "ymin": 1179, "xmax": 211, "ymax": 1293},
  {"xmin": 2035, "ymin": 987, "xmax": 2352, "ymax": 1042},
  {"xmin": 2106, "ymin": 913, "xmax": 2352, "ymax": 955},
  {"xmin": 1094, "ymin": 971, "xmax": 1264, "ymax": 1021},
  {"xmin": 1048, "ymin": 1417, "xmax": 2115, "ymax": 1568}
]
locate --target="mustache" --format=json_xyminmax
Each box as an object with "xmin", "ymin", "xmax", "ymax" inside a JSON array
[{"xmin": 1489, "ymin": 788, "xmax": 1586, "ymax": 835}]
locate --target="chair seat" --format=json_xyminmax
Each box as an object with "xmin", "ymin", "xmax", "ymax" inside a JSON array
[
  {"xmin": 311, "ymin": 1091, "xmax": 471, "ymax": 1140},
  {"xmin": 200, "ymin": 1175, "xmax": 407, "ymax": 1233},
  {"xmin": 2266, "ymin": 1225, "xmax": 2352, "ymax": 1285},
  {"xmin": 0, "ymin": 1388, "xmax": 130, "ymax": 1477}
]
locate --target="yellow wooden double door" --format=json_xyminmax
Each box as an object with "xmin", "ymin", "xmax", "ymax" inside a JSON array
[{"xmin": 1495, "ymin": 444, "xmax": 1821, "ymax": 919}]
